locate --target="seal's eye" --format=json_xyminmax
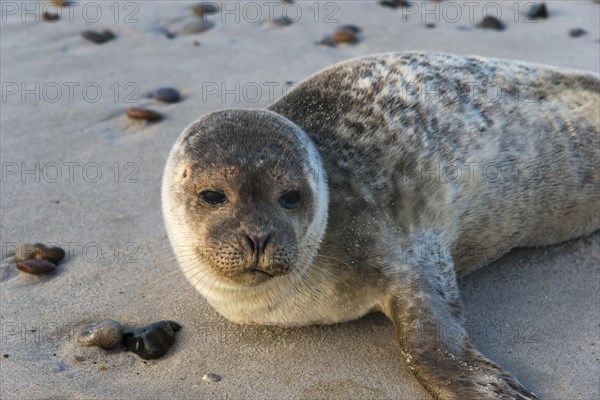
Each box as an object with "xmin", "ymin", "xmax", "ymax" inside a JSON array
[
  {"xmin": 200, "ymin": 190, "xmax": 227, "ymax": 205},
  {"xmin": 279, "ymin": 190, "xmax": 302, "ymax": 209}
]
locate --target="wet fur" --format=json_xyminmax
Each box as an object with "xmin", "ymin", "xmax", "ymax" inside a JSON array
[{"xmin": 163, "ymin": 52, "xmax": 599, "ymax": 399}]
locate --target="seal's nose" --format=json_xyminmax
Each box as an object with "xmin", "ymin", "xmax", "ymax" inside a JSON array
[{"xmin": 245, "ymin": 234, "xmax": 270, "ymax": 258}]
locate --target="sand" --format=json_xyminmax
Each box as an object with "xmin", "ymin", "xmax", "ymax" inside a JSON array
[{"xmin": 1, "ymin": 1, "xmax": 598, "ymax": 399}]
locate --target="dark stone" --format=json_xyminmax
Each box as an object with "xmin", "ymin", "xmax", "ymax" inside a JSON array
[
  {"xmin": 526, "ymin": 3, "xmax": 548, "ymax": 19},
  {"xmin": 477, "ymin": 16, "xmax": 505, "ymax": 31},
  {"xmin": 42, "ymin": 11, "xmax": 60, "ymax": 22},
  {"xmin": 81, "ymin": 30, "xmax": 115, "ymax": 44},
  {"xmin": 569, "ymin": 28, "xmax": 587, "ymax": 38},
  {"xmin": 122, "ymin": 321, "xmax": 182, "ymax": 360},
  {"xmin": 152, "ymin": 87, "xmax": 181, "ymax": 103},
  {"xmin": 16, "ymin": 259, "xmax": 57, "ymax": 275},
  {"xmin": 379, "ymin": 0, "xmax": 411, "ymax": 8},
  {"xmin": 338, "ymin": 25, "xmax": 361, "ymax": 34},
  {"xmin": 268, "ymin": 16, "xmax": 294, "ymax": 27},
  {"xmin": 42, "ymin": 246, "xmax": 66, "ymax": 264},
  {"xmin": 126, "ymin": 108, "xmax": 163, "ymax": 122}
]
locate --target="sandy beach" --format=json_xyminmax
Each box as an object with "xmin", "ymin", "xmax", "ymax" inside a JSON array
[{"xmin": 1, "ymin": 1, "xmax": 599, "ymax": 399}]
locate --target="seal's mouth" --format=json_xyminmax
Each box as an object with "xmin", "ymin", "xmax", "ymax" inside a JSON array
[
  {"xmin": 228, "ymin": 268, "xmax": 275, "ymax": 286},
  {"xmin": 223, "ymin": 264, "xmax": 293, "ymax": 287},
  {"xmin": 251, "ymin": 268, "xmax": 273, "ymax": 277}
]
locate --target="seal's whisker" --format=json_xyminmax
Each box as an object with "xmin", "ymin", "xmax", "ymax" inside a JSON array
[{"xmin": 316, "ymin": 253, "xmax": 353, "ymax": 269}]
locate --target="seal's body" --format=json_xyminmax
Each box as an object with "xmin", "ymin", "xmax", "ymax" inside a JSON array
[{"xmin": 162, "ymin": 53, "xmax": 599, "ymax": 399}]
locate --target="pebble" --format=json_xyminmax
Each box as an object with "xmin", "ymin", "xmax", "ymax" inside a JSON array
[
  {"xmin": 192, "ymin": 2, "xmax": 219, "ymax": 17},
  {"xmin": 268, "ymin": 16, "xmax": 294, "ymax": 27},
  {"xmin": 320, "ymin": 26, "xmax": 360, "ymax": 46},
  {"xmin": 81, "ymin": 30, "xmax": 115, "ymax": 44},
  {"xmin": 122, "ymin": 321, "xmax": 182, "ymax": 360},
  {"xmin": 42, "ymin": 11, "xmax": 60, "ymax": 22},
  {"xmin": 14, "ymin": 243, "xmax": 65, "ymax": 264},
  {"xmin": 16, "ymin": 259, "xmax": 57, "ymax": 275},
  {"xmin": 126, "ymin": 108, "xmax": 163, "ymax": 122},
  {"xmin": 98, "ymin": 364, "xmax": 106, "ymax": 372},
  {"xmin": 477, "ymin": 16, "xmax": 505, "ymax": 31},
  {"xmin": 338, "ymin": 24, "xmax": 361, "ymax": 34},
  {"xmin": 151, "ymin": 87, "xmax": 181, "ymax": 103},
  {"xmin": 203, "ymin": 372, "xmax": 222, "ymax": 382},
  {"xmin": 179, "ymin": 20, "xmax": 214, "ymax": 35},
  {"xmin": 526, "ymin": 3, "xmax": 548, "ymax": 19},
  {"xmin": 74, "ymin": 356, "xmax": 85, "ymax": 362},
  {"xmin": 569, "ymin": 28, "xmax": 587, "ymax": 38},
  {"xmin": 330, "ymin": 30, "xmax": 358, "ymax": 44},
  {"xmin": 78, "ymin": 320, "xmax": 123, "ymax": 349},
  {"xmin": 379, "ymin": 0, "xmax": 411, "ymax": 8}
]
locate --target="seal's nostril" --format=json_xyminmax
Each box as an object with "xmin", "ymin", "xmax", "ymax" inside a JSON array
[
  {"xmin": 246, "ymin": 236, "xmax": 257, "ymax": 253},
  {"xmin": 256, "ymin": 235, "xmax": 270, "ymax": 255},
  {"xmin": 245, "ymin": 235, "xmax": 270, "ymax": 256}
]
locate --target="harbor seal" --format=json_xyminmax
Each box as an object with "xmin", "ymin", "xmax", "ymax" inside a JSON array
[{"xmin": 162, "ymin": 52, "xmax": 599, "ymax": 399}]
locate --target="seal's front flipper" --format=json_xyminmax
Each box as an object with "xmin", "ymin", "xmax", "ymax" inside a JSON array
[{"xmin": 379, "ymin": 238, "xmax": 538, "ymax": 400}]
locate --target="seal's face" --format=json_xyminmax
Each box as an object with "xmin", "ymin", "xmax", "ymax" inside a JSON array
[{"xmin": 162, "ymin": 110, "xmax": 328, "ymax": 290}]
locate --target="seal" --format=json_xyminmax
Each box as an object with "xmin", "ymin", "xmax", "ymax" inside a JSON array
[{"xmin": 162, "ymin": 52, "xmax": 599, "ymax": 399}]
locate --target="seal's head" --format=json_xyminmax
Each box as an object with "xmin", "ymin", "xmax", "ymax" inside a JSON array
[{"xmin": 162, "ymin": 109, "xmax": 328, "ymax": 293}]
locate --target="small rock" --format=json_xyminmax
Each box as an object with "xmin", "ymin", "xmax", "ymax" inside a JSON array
[
  {"xmin": 330, "ymin": 30, "xmax": 358, "ymax": 44},
  {"xmin": 569, "ymin": 28, "xmax": 587, "ymax": 38},
  {"xmin": 16, "ymin": 259, "xmax": 57, "ymax": 275},
  {"xmin": 81, "ymin": 30, "xmax": 115, "ymax": 44},
  {"xmin": 42, "ymin": 11, "xmax": 60, "ymax": 22},
  {"xmin": 526, "ymin": 3, "xmax": 548, "ymax": 19},
  {"xmin": 2, "ymin": 354, "xmax": 8, "ymax": 358},
  {"xmin": 338, "ymin": 24, "xmax": 361, "ymax": 34},
  {"xmin": 379, "ymin": 0, "xmax": 411, "ymax": 8},
  {"xmin": 180, "ymin": 20, "xmax": 214, "ymax": 35},
  {"xmin": 122, "ymin": 321, "xmax": 182, "ymax": 360},
  {"xmin": 126, "ymin": 108, "xmax": 163, "ymax": 122},
  {"xmin": 151, "ymin": 87, "xmax": 181, "ymax": 103},
  {"xmin": 477, "ymin": 16, "xmax": 505, "ymax": 31},
  {"xmin": 14, "ymin": 243, "xmax": 65, "ymax": 264},
  {"xmin": 268, "ymin": 16, "xmax": 294, "ymax": 27},
  {"xmin": 192, "ymin": 2, "xmax": 219, "ymax": 17},
  {"xmin": 74, "ymin": 356, "xmax": 85, "ymax": 362},
  {"xmin": 320, "ymin": 26, "xmax": 360, "ymax": 46},
  {"xmin": 203, "ymin": 372, "xmax": 222, "ymax": 382},
  {"xmin": 425, "ymin": 23, "xmax": 436, "ymax": 29},
  {"xmin": 157, "ymin": 27, "xmax": 176, "ymax": 39},
  {"xmin": 98, "ymin": 364, "xmax": 106, "ymax": 372},
  {"xmin": 193, "ymin": 40, "xmax": 200, "ymax": 47},
  {"xmin": 78, "ymin": 319, "xmax": 123, "ymax": 349}
]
